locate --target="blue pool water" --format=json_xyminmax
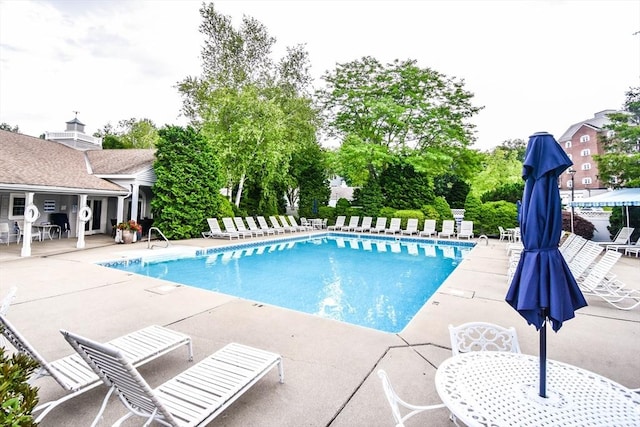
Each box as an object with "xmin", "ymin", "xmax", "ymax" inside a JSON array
[{"xmin": 104, "ymin": 235, "xmax": 473, "ymax": 333}]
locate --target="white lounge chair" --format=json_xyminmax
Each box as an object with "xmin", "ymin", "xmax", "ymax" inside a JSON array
[
  {"xmin": 222, "ymin": 217, "xmax": 253, "ymax": 238},
  {"xmin": 377, "ymin": 370, "xmax": 445, "ymax": 427},
  {"xmin": 288, "ymin": 215, "xmax": 310, "ymax": 231},
  {"xmin": 578, "ymin": 250, "xmax": 640, "ymax": 310},
  {"xmin": 606, "ymin": 236, "xmax": 639, "ymax": 254},
  {"xmin": 567, "ymin": 240, "xmax": 604, "ymax": 281},
  {"xmin": 61, "ymin": 330, "xmax": 284, "ymax": 427},
  {"xmin": 370, "ymin": 217, "xmax": 387, "ymax": 233},
  {"xmin": 270, "ymin": 215, "xmax": 293, "ymax": 233},
  {"xmin": 257, "ymin": 216, "xmax": 284, "ymax": 234},
  {"xmin": 246, "ymin": 216, "xmax": 271, "ymax": 235},
  {"xmin": 457, "ymin": 221, "xmax": 474, "ymax": 239},
  {"xmin": 234, "ymin": 217, "xmax": 262, "ymax": 237},
  {"xmin": 327, "ymin": 215, "xmax": 346, "ymax": 231},
  {"xmin": 401, "ymin": 218, "xmax": 419, "ymax": 235},
  {"xmin": 341, "ymin": 216, "xmax": 360, "ymax": 232},
  {"xmin": 560, "ymin": 234, "xmax": 587, "ymax": 263},
  {"xmin": 0, "ymin": 314, "xmax": 193, "ymax": 423},
  {"xmin": 202, "ymin": 218, "xmax": 240, "ymax": 240},
  {"xmin": 278, "ymin": 215, "xmax": 299, "ymax": 232},
  {"xmin": 355, "ymin": 216, "xmax": 373, "ymax": 232},
  {"xmin": 384, "ymin": 218, "xmax": 401, "ymax": 234},
  {"xmin": 419, "ymin": 219, "xmax": 437, "ymax": 238},
  {"xmin": 438, "ymin": 220, "xmax": 455, "ymax": 238},
  {"xmin": 599, "ymin": 227, "xmax": 634, "ymax": 248}
]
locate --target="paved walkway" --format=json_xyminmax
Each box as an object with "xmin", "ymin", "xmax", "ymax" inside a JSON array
[{"xmin": 1, "ymin": 233, "xmax": 638, "ymax": 426}]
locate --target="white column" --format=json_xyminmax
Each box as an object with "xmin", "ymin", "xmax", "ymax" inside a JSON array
[
  {"xmin": 76, "ymin": 194, "xmax": 87, "ymax": 249},
  {"xmin": 20, "ymin": 192, "xmax": 35, "ymax": 257},
  {"xmin": 131, "ymin": 184, "xmax": 140, "ymax": 221}
]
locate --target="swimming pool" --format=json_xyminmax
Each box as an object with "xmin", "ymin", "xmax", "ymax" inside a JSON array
[{"xmin": 102, "ymin": 234, "xmax": 474, "ymax": 333}]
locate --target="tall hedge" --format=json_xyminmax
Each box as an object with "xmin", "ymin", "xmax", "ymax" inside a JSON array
[{"xmin": 151, "ymin": 126, "xmax": 224, "ymax": 239}]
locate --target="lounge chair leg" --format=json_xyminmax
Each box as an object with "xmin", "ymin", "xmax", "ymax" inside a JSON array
[{"xmin": 91, "ymin": 386, "xmax": 116, "ymax": 427}]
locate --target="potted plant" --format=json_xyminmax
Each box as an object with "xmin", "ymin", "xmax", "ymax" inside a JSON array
[{"xmin": 116, "ymin": 220, "xmax": 142, "ymax": 243}]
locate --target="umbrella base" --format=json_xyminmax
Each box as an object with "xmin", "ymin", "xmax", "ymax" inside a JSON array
[{"xmin": 521, "ymin": 384, "xmax": 568, "ymax": 408}]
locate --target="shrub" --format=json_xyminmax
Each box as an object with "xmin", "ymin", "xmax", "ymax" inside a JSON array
[
  {"xmin": 431, "ymin": 197, "xmax": 452, "ymax": 229},
  {"xmin": 317, "ymin": 206, "xmax": 334, "ymax": 221},
  {"xmin": 394, "ymin": 209, "xmax": 425, "ymax": 229},
  {"xmin": 476, "ymin": 201, "xmax": 518, "ymax": 236},
  {"xmin": 335, "ymin": 198, "xmax": 351, "ymax": 216},
  {"xmin": 0, "ymin": 347, "xmax": 39, "ymax": 426},
  {"xmin": 378, "ymin": 207, "xmax": 397, "ymax": 220},
  {"xmin": 562, "ymin": 211, "xmax": 595, "ymax": 240},
  {"xmin": 420, "ymin": 205, "xmax": 440, "ymax": 221}
]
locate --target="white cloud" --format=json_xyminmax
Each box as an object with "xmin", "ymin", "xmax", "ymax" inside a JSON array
[{"xmin": 1, "ymin": 0, "xmax": 638, "ymax": 149}]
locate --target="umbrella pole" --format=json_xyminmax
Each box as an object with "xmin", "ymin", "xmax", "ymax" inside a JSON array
[{"xmin": 540, "ymin": 314, "xmax": 547, "ymax": 398}]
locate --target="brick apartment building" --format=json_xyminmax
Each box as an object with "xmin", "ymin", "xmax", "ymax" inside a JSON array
[{"xmin": 557, "ymin": 109, "xmax": 621, "ymax": 204}]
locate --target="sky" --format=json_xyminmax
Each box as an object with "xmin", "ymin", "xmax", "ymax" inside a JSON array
[{"xmin": 1, "ymin": 0, "xmax": 639, "ymax": 151}]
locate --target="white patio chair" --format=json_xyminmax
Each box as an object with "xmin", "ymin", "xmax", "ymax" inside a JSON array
[
  {"xmin": 456, "ymin": 221, "xmax": 474, "ymax": 239},
  {"xmin": 0, "ymin": 222, "xmax": 18, "ymax": 245},
  {"xmin": 341, "ymin": 216, "xmax": 360, "ymax": 231},
  {"xmin": 62, "ymin": 330, "xmax": 284, "ymax": 427},
  {"xmin": 384, "ymin": 218, "xmax": 402, "ymax": 234},
  {"xmin": 498, "ymin": 226, "xmax": 512, "ymax": 242},
  {"xmin": 438, "ymin": 220, "xmax": 455, "ymax": 238},
  {"xmin": 377, "ymin": 369, "xmax": 445, "ymax": 427},
  {"xmin": 235, "ymin": 216, "xmax": 262, "ymax": 237},
  {"xmin": 279, "ymin": 215, "xmax": 301, "ymax": 232},
  {"xmin": 401, "ymin": 218, "xmax": 419, "ymax": 236},
  {"xmin": 419, "ymin": 219, "xmax": 436, "ymax": 238},
  {"xmin": 289, "ymin": 215, "xmax": 311, "ymax": 231},
  {"xmin": 0, "ymin": 314, "xmax": 193, "ymax": 423},
  {"xmin": 448, "ymin": 322, "xmax": 521, "ymax": 355},
  {"xmin": 370, "ymin": 217, "xmax": 387, "ymax": 233},
  {"xmin": 327, "ymin": 215, "xmax": 346, "ymax": 231},
  {"xmin": 355, "ymin": 216, "xmax": 373, "ymax": 232},
  {"xmin": 16, "ymin": 220, "xmax": 41, "ymax": 244}
]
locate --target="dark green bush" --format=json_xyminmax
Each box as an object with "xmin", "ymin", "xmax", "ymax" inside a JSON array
[
  {"xmin": 420, "ymin": 205, "xmax": 440, "ymax": 222},
  {"xmin": 481, "ymin": 182, "xmax": 525, "ymax": 203},
  {"xmin": 0, "ymin": 347, "xmax": 39, "ymax": 426},
  {"xmin": 562, "ymin": 211, "xmax": 595, "ymax": 240},
  {"xmin": 334, "ymin": 198, "xmax": 351, "ymax": 216},
  {"xmin": 431, "ymin": 197, "xmax": 453, "ymax": 229},
  {"xmin": 475, "ymin": 201, "xmax": 518, "ymax": 236}
]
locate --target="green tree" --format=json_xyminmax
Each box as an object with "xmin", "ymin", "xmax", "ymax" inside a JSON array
[
  {"xmin": 0, "ymin": 123, "xmax": 19, "ymax": 133},
  {"xmin": 379, "ymin": 160, "xmax": 434, "ymax": 209},
  {"xmin": 352, "ymin": 178, "xmax": 384, "ymax": 217},
  {"xmin": 470, "ymin": 147, "xmax": 522, "ymax": 197},
  {"xmin": 594, "ymin": 87, "xmax": 640, "ymax": 188},
  {"xmin": 317, "ymin": 56, "xmax": 483, "ymax": 184},
  {"xmin": 434, "ymin": 174, "xmax": 471, "ymax": 209},
  {"xmin": 178, "ymin": 3, "xmax": 320, "ymax": 211},
  {"xmin": 290, "ymin": 142, "xmax": 331, "ymax": 218},
  {"xmin": 151, "ymin": 126, "xmax": 224, "ymax": 239},
  {"xmin": 95, "ymin": 119, "xmax": 159, "ymax": 149},
  {"xmin": 481, "ymin": 182, "xmax": 525, "ymax": 203}
]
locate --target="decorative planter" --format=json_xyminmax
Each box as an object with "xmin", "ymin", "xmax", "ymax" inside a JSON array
[{"xmin": 121, "ymin": 230, "xmax": 134, "ymax": 244}]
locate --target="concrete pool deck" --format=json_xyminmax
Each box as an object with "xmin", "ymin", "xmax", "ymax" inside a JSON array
[{"xmin": 1, "ymin": 233, "xmax": 639, "ymax": 426}]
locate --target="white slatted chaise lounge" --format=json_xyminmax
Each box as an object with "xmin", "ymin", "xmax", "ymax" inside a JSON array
[
  {"xmin": 0, "ymin": 314, "xmax": 193, "ymax": 423},
  {"xmin": 62, "ymin": 330, "xmax": 284, "ymax": 427}
]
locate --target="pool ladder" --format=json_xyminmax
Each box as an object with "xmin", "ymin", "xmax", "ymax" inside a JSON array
[{"xmin": 147, "ymin": 227, "xmax": 171, "ymax": 249}]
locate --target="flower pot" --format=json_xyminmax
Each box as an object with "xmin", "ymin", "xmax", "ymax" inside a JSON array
[{"xmin": 122, "ymin": 230, "xmax": 134, "ymax": 244}]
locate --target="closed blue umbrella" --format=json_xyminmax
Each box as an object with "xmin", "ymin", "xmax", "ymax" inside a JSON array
[{"xmin": 505, "ymin": 132, "xmax": 587, "ymax": 398}]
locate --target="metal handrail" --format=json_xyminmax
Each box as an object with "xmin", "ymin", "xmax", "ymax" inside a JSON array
[{"xmin": 147, "ymin": 227, "xmax": 170, "ymax": 249}]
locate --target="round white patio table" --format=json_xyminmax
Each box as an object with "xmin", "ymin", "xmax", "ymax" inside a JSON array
[{"xmin": 435, "ymin": 351, "xmax": 640, "ymax": 427}]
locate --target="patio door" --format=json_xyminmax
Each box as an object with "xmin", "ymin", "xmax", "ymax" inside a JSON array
[{"xmin": 84, "ymin": 199, "xmax": 104, "ymax": 235}]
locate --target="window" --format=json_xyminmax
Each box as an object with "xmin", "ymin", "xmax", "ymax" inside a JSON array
[
  {"xmin": 582, "ymin": 163, "xmax": 591, "ymax": 170},
  {"xmin": 567, "ymin": 153, "xmax": 572, "ymax": 160},
  {"xmin": 567, "ymin": 180, "xmax": 573, "ymax": 188},
  {"xmin": 582, "ymin": 177, "xmax": 592, "ymax": 185},
  {"xmin": 565, "ymin": 141, "xmax": 572, "ymax": 148},
  {"xmin": 606, "ymin": 130, "xmax": 615, "ymax": 138},
  {"xmin": 580, "ymin": 135, "xmax": 590, "ymax": 143},
  {"xmin": 9, "ymin": 194, "xmax": 25, "ymax": 219},
  {"xmin": 580, "ymin": 149, "xmax": 590, "ymax": 156}
]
